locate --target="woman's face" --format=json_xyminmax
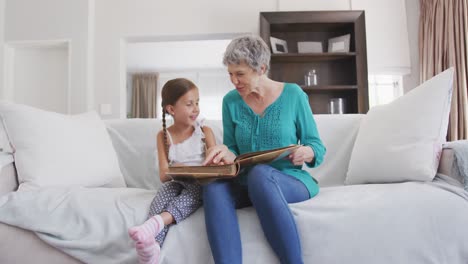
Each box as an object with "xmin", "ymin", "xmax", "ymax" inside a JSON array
[{"xmin": 227, "ymin": 62, "xmax": 263, "ymax": 96}]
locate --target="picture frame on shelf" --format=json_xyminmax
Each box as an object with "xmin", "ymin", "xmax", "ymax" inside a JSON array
[
  {"xmin": 327, "ymin": 34, "xmax": 351, "ymax": 52},
  {"xmin": 270, "ymin": 37, "xmax": 288, "ymax": 54},
  {"xmin": 298, "ymin": 41, "xmax": 323, "ymax": 53}
]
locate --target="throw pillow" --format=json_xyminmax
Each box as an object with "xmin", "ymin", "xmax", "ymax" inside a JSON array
[
  {"xmin": 306, "ymin": 114, "xmax": 364, "ymax": 187},
  {"xmin": 0, "ymin": 102, "xmax": 126, "ymax": 189},
  {"xmin": 0, "ymin": 119, "xmax": 13, "ymax": 153},
  {"xmin": 105, "ymin": 118, "xmax": 161, "ymax": 190},
  {"xmin": 345, "ymin": 68, "xmax": 454, "ymax": 184}
]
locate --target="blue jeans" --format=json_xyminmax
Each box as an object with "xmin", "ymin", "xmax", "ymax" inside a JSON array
[{"xmin": 203, "ymin": 164, "xmax": 311, "ymax": 264}]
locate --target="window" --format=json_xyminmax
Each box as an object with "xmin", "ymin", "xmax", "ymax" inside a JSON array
[{"xmin": 368, "ymin": 75, "xmax": 403, "ymax": 108}]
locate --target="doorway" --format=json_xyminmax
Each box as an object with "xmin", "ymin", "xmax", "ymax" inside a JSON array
[{"xmin": 123, "ymin": 34, "xmax": 244, "ymax": 119}]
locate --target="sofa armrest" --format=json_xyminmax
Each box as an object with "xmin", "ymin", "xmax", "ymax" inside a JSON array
[
  {"xmin": 437, "ymin": 148, "xmax": 463, "ymax": 184},
  {"xmin": 0, "ymin": 163, "xmax": 18, "ymax": 196}
]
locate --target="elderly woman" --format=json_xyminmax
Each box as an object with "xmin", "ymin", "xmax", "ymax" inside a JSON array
[{"xmin": 203, "ymin": 35, "xmax": 326, "ymax": 264}]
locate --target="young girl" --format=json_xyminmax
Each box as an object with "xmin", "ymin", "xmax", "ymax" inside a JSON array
[{"xmin": 128, "ymin": 78, "xmax": 217, "ymax": 264}]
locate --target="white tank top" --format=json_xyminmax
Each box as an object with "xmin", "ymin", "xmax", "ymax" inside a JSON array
[{"xmin": 166, "ymin": 120, "xmax": 206, "ymax": 166}]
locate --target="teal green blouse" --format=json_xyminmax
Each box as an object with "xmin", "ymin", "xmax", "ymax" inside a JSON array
[{"xmin": 222, "ymin": 83, "xmax": 326, "ymax": 197}]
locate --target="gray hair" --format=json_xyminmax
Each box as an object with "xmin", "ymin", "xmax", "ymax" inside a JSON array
[{"xmin": 223, "ymin": 35, "xmax": 271, "ymax": 73}]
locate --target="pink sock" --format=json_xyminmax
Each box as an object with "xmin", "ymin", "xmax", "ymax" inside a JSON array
[
  {"xmin": 135, "ymin": 238, "xmax": 161, "ymax": 264},
  {"xmin": 128, "ymin": 215, "xmax": 164, "ymax": 243}
]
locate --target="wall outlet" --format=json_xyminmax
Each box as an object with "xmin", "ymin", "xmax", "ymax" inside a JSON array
[{"xmin": 100, "ymin": 104, "xmax": 112, "ymax": 115}]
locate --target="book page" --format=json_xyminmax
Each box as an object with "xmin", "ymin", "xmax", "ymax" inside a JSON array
[{"xmin": 236, "ymin": 145, "xmax": 300, "ymax": 166}]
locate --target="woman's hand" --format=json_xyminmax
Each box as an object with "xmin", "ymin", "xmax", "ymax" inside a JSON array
[
  {"xmin": 288, "ymin": 146, "xmax": 315, "ymax": 166},
  {"xmin": 203, "ymin": 144, "xmax": 236, "ymax": 165}
]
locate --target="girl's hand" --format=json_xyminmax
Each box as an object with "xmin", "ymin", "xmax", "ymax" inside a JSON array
[
  {"xmin": 288, "ymin": 146, "xmax": 315, "ymax": 166},
  {"xmin": 203, "ymin": 145, "xmax": 236, "ymax": 165}
]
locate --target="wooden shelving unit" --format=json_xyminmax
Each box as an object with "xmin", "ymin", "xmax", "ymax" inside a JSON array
[
  {"xmin": 260, "ymin": 11, "xmax": 369, "ymax": 114},
  {"xmin": 271, "ymin": 52, "xmax": 357, "ymax": 62},
  {"xmin": 300, "ymin": 85, "xmax": 358, "ymax": 91}
]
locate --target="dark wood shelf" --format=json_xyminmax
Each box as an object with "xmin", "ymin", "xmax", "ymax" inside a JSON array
[
  {"xmin": 261, "ymin": 11, "xmax": 368, "ymax": 114},
  {"xmin": 301, "ymin": 85, "xmax": 358, "ymax": 91},
  {"xmin": 271, "ymin": 52, "xmax": 356, "ymax": 62},
  {"xmin": 271, "ymin": 23, "xmax": 354, "ymax": 33}
]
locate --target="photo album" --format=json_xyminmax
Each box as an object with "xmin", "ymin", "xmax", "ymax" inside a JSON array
[{"xmin": 167, "ymin": 145, "xmax": 301, "ymax": 182}]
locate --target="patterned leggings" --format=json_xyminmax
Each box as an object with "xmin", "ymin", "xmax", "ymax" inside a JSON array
[{"xmin": 148, "ymin": 181, "xmax": 202, "ymax": 245}]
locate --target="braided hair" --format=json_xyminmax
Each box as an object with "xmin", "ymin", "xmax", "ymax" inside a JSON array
[{"xmin": 161, "ymin": 78, "xmax": 197, "ymax": 161}]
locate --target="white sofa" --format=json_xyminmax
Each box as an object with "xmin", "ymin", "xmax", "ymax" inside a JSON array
[
  {"xmin": 0, "ymin": 115, "xmax": 468, "ymax": 264},
  {"xmin": 1, "ymin": 68, "xmax": 467, "ymax": 264}
]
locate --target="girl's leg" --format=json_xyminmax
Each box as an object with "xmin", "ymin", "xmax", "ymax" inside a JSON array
[
  {"xmin": 129, "ymin": 181, "xmax": 183, "ymax": 242},
  {"xmin": 203, "ymin": 180, "xmax": 248, "ymax": 264},
  {"xmin": 156, "ymin": 182, "xmax": 202, "ymax": 245},
  {"xmin": 148, "ymin": 181, "xmax": 184, "ymax": 217},
  {"xmin": 246, "ymin": 164, "xmax": 313, "ymax": 264},
  {"xmin": 129, "ymin": 182, "xmax": 183, "ymax": 264}
]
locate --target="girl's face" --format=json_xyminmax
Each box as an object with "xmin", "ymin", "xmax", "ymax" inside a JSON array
[
  {"xmin": 227, "ymin": 62, "xmax": 264, "ymax": 96},
  {"xmin": 167, "ymin": 88, "xmax": 200, "ymax": 126}
]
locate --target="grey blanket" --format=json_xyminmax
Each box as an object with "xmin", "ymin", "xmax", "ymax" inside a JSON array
[
  {"xmin": 0, "ymin": 187, "xmax": 156, "ymax": 264},
  {"xmin": 444, "ymin": 140, "xmax": 468, "ymax": 191},
  {"xmin": 1, "ymin": 176, "xmax": 468, "ymax": 264}
]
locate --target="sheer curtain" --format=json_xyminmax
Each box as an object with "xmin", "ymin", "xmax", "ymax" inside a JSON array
[
  {"xmin": 420, "ymin": 0, "xmax": 468, "ymax": 140},
  {"xmin": 131, "ymin": 73, "xmax": 158, "ymax": 118},
  {"xmin": 368, "ymin": 75, "xmax": 403, "ymax": 108}
]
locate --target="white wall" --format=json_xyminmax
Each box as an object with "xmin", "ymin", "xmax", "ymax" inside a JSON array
[
  {"xmin": 126, "ymin": 39, "xmax": 231, "ymax": 72},
  {"xmin": 3, "ymin": 0, "xmax": 90, "ymax": 114},
  {"xmin": 97, "ymin": 0, "xmax": 414, "ymax": 118},
  {"xmin": 279, "ymin": 0, "xmax": 351, "ymax": 11},
  {"xmin": 13, "ymin": 46, "xmax": 68, "ymax": 113},
  {"xmin": 3, "ymin": 0, "xmax": 418, "ymax": 118},
  {"xmin": 352, "ymin": 0, "xmax": 411, "ymax": 75},
  {"xmin": 94, "ymin": 0, "xmax": 277, "ymax": 118},
  {"xmin": 0, "ymin": 0, "xmax": 5, "ymax": 97},
  {"xmin": 402, "ymin": 0, "xmax": 420, "ymax": 92}
]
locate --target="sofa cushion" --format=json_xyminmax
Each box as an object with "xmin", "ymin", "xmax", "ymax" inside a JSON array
[
  {"xmin": 346, "ymin": 68, "xmax": 454, "ymax": 184},
  {"xmin": 306, "ymin": 114, "xmax": 364, "ymax": 187},
  {"xmin": 0, "ymin": 222, "xmax": 83, "ymax": 264},
  {"xmin": 0, "ymin": 119, "xmax": 13, "ymax": 153},
  {"xmin": 105, "ymin": 118, "xmax": 223, "ymax": 190},
  {"xmin": 105, "ymin": 119, "xmax": 161, "ymax": 190},
  {"xmin": 0, "ymin": 162, "xmax": 18, "ymax": 196},
  {"xmin": 0, "ymin": 102, "xmax": 126, "ymax": 190}
]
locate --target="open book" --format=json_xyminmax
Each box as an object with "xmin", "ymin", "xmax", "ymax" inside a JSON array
[{"xmin": 166, "ymin": 145, "xmax": 301, "ymax": 182}]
